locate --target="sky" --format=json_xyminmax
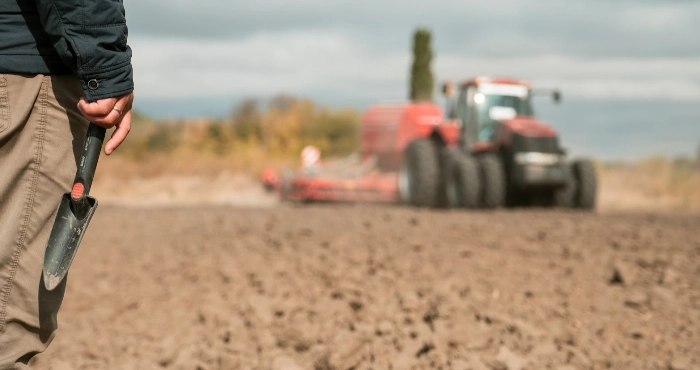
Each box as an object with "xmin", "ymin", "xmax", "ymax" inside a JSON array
[{"xmin": 125, "ymin": 0, "xmax": 700, "ymax": 160}]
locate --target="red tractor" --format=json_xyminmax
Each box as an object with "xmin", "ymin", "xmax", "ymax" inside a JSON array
[
  {"xmin": 264, "ymin": 76, "xmax": 597, "ymax": 210},
  {"xmin": 398, "ymin": 76, "xmax": 597, "ymax": 209}
]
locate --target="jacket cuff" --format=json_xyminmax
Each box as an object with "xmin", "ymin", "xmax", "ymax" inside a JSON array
[{"xmin": 78, "ymin": 62, "xmax": 134, "ymax": 102}]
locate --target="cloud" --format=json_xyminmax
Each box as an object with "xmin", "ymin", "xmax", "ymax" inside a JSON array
[
  {"xmin": 438, "ymin": 54, "xmax": 700, "ymax": 100},
  {"xmin": 131, "ymin": 32, "xmax": 700, "ymax": 103},
  {"xmin": 124, "ymin": 0, "xmax": 700, "ymax": 58},
  {"xmin": 130, "ymin": 32, "xmax": 407, "ymax": 100}
]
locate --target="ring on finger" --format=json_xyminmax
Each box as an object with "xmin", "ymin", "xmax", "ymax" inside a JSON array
[{"xmin": 113, "ymin": 106, "xmax": 124, "ymax": 116}]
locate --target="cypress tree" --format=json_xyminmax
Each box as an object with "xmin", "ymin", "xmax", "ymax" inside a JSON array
[{"xmin": 409, "ymin": 28, "xmax": 434, "ymax": 102}]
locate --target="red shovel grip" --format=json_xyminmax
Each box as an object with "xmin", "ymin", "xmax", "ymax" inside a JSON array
[{"xmin": 71, "ymin": 183, "xmax": 85, "ymax": 200}]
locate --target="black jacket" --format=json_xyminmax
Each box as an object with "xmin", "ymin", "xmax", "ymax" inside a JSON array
[{"xmin": 0, "ymin": 0, "xmax": 133, "ymax": 101}]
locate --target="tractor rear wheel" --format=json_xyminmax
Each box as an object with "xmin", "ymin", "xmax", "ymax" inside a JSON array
[
  {"xmin": 401, "ymin": 139, "xmax": 440, "ymax": 207},
  {"xmin": 446, "ymin": 150, "xmax": 480, "ymax": 208},
  {"xmin": 573, "ymin": 159, "xmax": 597, "ymax": 210},
  {"xmin": 478, "ymin": 154, "xmax": 506, "ymax": 208}
]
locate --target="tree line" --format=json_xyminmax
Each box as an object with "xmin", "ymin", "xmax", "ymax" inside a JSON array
[{"xmin": 119, "ymin": 95, "xmax": 360, "ymax": 161}]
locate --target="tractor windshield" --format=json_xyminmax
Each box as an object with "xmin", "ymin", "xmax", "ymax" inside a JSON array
[{"xmin": 474, "ymin": 85, "xmax": 534, "ymax": 141}]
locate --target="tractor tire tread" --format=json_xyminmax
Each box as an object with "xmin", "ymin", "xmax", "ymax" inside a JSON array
[
  {"xmin": 573, "ymin": 158, "xmax": 597, "ymax": 210},
  {"xmin": 479, "ymin": 154, "xmax": 506, "ymax": 209},
  {"xmin": 553, "ymin": 164, "xmax": 576, "ymax": 208},
  {"xmin": 448, "ymin": 151, "xmax": 480, "ymax": 208},
  {"xmin": 405, "ymin": 139, "xmax": 440, "ymax": 207}
]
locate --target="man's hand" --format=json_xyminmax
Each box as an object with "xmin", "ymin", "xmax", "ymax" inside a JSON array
[{"xmin": 77, "ymin": 92, "xmax": 134, "ymax": 155}]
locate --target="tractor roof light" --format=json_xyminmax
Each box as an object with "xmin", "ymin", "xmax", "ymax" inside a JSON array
[{"xmin": 479, "ymin": 83, "xmax": 529, "ymax": 98}]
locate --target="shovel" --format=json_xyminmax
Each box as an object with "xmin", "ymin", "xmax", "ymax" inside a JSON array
[{"xmin": 43, "ymin": 123, "xmax": 106, "ymax": 291}]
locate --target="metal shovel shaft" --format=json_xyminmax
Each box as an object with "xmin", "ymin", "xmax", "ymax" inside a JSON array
[{"xmin": 43, "ymin": 123, "xmax": 106, "ymax": 291}]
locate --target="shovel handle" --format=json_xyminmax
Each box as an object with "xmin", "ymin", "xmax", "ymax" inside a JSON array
[{"xmin": 73, "ymin": 123, "xmax": 106, "ymax": 197}]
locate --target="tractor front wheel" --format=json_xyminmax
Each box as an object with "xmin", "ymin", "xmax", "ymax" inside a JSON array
[
  {"xmin": 573, "ymin": 159, "xmax": 597, "ymax": 210},
  {"xmin": 553, "ymin": 164, "xmax": 576, "ymax": 208},
  {"xmin": 478, "ymin": 154, "xmax": 506, "ymax": 209}
]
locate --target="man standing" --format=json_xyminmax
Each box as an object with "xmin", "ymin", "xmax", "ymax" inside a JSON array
[{"xmin": 0, "ymin": 0, "xmax": 134, "ymax": 367}]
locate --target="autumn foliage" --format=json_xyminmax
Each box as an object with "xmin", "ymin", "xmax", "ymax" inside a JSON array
[{"xmin": 117, "ymin": 95, "xmax": 360, "ymax": 170}]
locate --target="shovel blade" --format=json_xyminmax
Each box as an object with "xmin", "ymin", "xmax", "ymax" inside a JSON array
[{"xmin": 42, "ymin": 193, "xmax": 98, "ymax": 291}]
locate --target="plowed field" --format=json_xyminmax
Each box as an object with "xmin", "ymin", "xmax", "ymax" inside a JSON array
[{"xmin": 33, "ymin": 205, "xmax": 700, "ymax": 370}]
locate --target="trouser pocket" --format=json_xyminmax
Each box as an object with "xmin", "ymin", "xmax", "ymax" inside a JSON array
[{"xmin": 0, "ymin": 76, "xmax": 8, "ymax": 134}]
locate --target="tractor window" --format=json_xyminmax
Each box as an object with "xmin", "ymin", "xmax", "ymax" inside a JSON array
[
  {"xmin": 456, "ymin": 87, "xmax": 478, "ymax": 126},
  {"xmin": 475, "ymin": 94, "xmax": 533, "ymax": 142},
  {"xmin": 456, "ymin": 89, "xmax": 470, "ymax": 125}
]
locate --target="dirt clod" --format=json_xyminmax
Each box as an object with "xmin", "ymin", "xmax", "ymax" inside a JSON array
[
  {"xmin": 668, "ymin": 356, "xmax": 691, "ymax": 370},
  {"xmin": 609, "ymin": 260, "xmax": 638, "ymax": 285},
  {"xmin": 496, "ymin": 346, "xmax": 529, "ymax": 370}
]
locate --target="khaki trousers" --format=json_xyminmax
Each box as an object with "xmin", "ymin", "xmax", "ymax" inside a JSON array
[{"xmin": 0, "ymin": 74, "xmax": 88, "ymax": 369}]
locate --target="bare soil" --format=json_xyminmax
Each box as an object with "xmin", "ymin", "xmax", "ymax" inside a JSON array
[{"xmin": 30, "ymin": 205, "xmax": 699, "ymax": 370}]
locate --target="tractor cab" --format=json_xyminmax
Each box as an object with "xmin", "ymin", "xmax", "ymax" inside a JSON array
[{"xmin": 447, "ymin": 77, "xmax": 557, "ymax": 151}]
